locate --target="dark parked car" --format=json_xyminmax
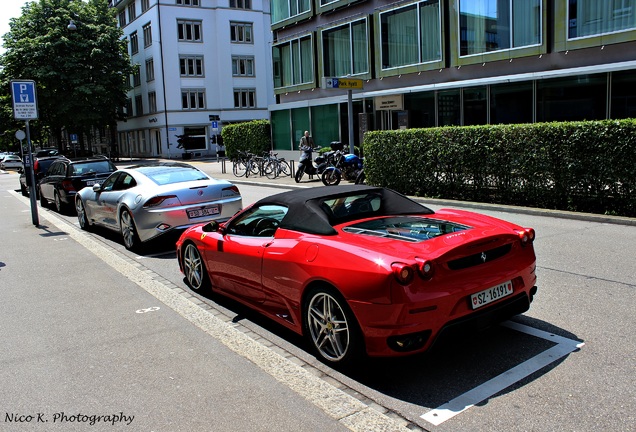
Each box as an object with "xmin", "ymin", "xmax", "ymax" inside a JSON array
[
  {"xmin": 39, "ymin": 156, "xmax": 117, "ymax": 213},
  {"xmin": 19, "ymin": 156, "xmax": 61, "ymax": 196}
]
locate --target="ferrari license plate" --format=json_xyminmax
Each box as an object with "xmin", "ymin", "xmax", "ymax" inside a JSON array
[
  {"xmin": 187, "ymin": 205, "xmax": 219, "ymax": 219},
  {"xmin": 470, "ymin": 280, "xmax": 513, "ymax": 309}
]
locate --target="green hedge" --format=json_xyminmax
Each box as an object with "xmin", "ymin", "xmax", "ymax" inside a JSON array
[
  {"xmin": 363, "ymin": 120, "xmax": 636, "ymax": 217},
  {"xmin": 222, "ymin": 120, "xmax": 271, "ymax": 159}
]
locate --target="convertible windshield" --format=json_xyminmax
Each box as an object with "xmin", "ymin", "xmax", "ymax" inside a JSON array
[{"xmin": 343, "ymin": 217, "xmax": 471, "ymax": 242}]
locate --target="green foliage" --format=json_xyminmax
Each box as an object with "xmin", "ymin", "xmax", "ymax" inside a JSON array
[
  {"xmin": 363, "ymin": 119, "xmax": 636, "ymax": 217},
  {"xmin": 222, "ymin": 120, "xmax": 271, "ymax": 159},
  {"xmin": 0, "ymin": 0, "xmax": 133, "ymax": 148}
]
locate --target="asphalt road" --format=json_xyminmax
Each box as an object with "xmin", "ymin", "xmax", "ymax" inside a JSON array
[{"xmin": 1, "ymin": 163, "xmax": 635, "ymax": 432}]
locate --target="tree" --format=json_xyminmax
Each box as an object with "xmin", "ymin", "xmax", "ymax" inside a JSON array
[{"xmin": 0, "ymin": 0, "xmax": 133, "ymax": 151}]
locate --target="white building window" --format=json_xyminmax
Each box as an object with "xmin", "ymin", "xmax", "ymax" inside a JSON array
[
  {"xmin": 233, "ymin": 88, "xmax": 256, "ymax": 108},
  {"xmin": 178, "ymin": 20, "xmax": 202, "ymax": 42},
  {"xmin": 182, "ymin": 89, "xmax": 206, "ymax": 109}
]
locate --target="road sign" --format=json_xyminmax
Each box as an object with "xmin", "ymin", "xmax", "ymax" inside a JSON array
[
  {"xmin": 323, "ymin": 77, "xmax": 364, "ymax": 90},
  {"xmin": 211, "ymin": 121, "xmax": 218, "ymax": 130},
  {"xmin": 70, "ymin": 133, "xmax": 78, "ymax": 143},
  {"xmin": 11, "ymin": 80, "xmax": 39, "ymax": 120}
]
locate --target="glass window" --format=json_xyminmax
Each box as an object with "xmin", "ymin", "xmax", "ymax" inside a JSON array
[
  {"xmin": 176, "ymin": 0, "xmax": 200, "ymax": 5},
  {"xmin": 463, "ymin": 87, "xmax": 488, "ymax": 126},
  {"xmin": 148, "ymin": 91, "xmax": 157, "ymax": 113},
  {"xmin": 568, "ymin": 0, "xmax": 636, "ymax": 38},
  {"xmin": 380, "ymin": 0, "xmax": 442, "ymax": 70},
  {"xmin": 146, "ymin": 58, "xmax": 154, "ymax": 82},
  {"xmin": 611, "ymin": 70, "xmax": 636, "ymax": 118},
  {"xmin": 143, "ymin": 23, "xmax": 152, "ymax": 47},
  {"xmin": 232, "ymin": 56, "xmax": 255, "ymax": 76},
  {"xmin": 405, "ymin": 93, "xmax": 436, "ymax": 128},
  {"xmin": 132, "ymin": 67, "xmax": 141, "ymax": 87},
  {"xmin": 178, "ymin": 20, "xmax": 202, "ymax": 42},
  {"xmin": 322, "ymin": 19, "xmax": 368, "ymax": 77},
  {"xmin": 273, "ymin": 35, "xmax": 313, "ymax": 88},
  {"xmin": 128, "ymin": 3, "xmax": 137, "ymax": 21},
  {"xmin": 180, "ymin": 55, "xmax": 204, "ymax": 76},
  {"xmin": 142, "ymin": 0, "xmax": 150, "ymax": 13},
  {"xmin": 118, "ymin": 11, "xmax": 126, "ymax": 28},
  {"xmin": 230, "ymin": 22, "xmax": 253, "ymax": 43},
  {"xmin": 490, "ymin": 82, "xmax": 533, "ymax": 124},
  {"xmin": 272, "ymin": 0, "xmax": 311, "ymax": 24},
  {"xmin": 226, "ymin": 205, "xmax": 288, "ymax": 237},
  {"xmin": 459, "ymin": 0, "xmax": 541, "ymax": 56},
  {"xmin": 230, "ymin": 0, "xmax": 251, "ymax": 9},
  {"xmin": 135, "ymin": 94, "xmax": 143, "ymax": 115},
  {"xmin": 537, "ymin": 75, "xmax": 607, "ymax": 122},
  {"xmin": 438, "ymin": 90, "xmax": 461, "ymax": 126},
  {"xmin": 181, "ymin": 89, "xmax": 206, "ymax": 109},
  {"xmin": 233, "ymin": 88, "xmax": 256, "ymax": 108},
  {"xmin": 130, "ymin": 32, "xmax": 139, "ymax": 55}
]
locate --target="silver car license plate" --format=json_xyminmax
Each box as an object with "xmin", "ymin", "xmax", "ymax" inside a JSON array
[{"xmin": 187, "ymin": 205, "xmax": 219, "ymax": 219}]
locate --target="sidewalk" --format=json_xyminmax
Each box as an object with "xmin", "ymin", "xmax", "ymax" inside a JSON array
[{"xmin": 0, "ymin": 186, "xmax": 392, "ymax": 431}]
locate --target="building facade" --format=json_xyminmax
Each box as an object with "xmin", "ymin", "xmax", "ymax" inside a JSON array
[
  {"xmin": 111, "ymin": 0, "xmax": 275, "ymax": 159},
  {"xmin": 269, "ymin": 0, "xmax": 636, "ymax": 154}
]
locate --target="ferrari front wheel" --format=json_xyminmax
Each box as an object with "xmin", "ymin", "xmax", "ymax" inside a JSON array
[
  {"xmin": 182, "ymin": 243, "xmax": 210, "ymax": 291},
  {"xmin": 304, "ymin": 287, "xmax": 362, "ymax": 366}
]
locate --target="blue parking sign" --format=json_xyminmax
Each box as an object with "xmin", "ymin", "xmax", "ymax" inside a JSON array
[{"xmin": 11, "ymin": 80, "xmax": 39, "ymax": 120}]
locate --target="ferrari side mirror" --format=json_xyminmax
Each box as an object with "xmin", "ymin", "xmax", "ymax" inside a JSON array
[{"xmin": 203, "ymin": 220, "xmax": 219, "ymax": 233}]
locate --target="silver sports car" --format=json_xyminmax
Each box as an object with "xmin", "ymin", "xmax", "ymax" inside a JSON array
[{"xmin": 75, "ymin": 162, "xmax": 242, "ymax": 250}]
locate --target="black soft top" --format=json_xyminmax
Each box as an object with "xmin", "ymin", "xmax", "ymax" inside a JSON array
[{"xmin": 255, "ymin": 185, "xmax": 434, "ymax": 235}]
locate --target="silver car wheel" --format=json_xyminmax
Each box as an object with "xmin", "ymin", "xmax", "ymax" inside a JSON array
[
  {"xmin": 183, "ymin": 243, "xmax": 208, "ymax": 291},
  {"xmin": 76, "ymin": 199, "xmax": 90, "ymax": 230},
  {"xmin": 120, "ymin": 209, "xmax": 138, "ymax": 250},
  {"xmin": 307, "ymin": 291, "xmax": 351, "ymax": 362}
]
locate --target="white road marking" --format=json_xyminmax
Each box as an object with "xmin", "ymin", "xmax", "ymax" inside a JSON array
[{"xmin": 421, "ymin": 321, "xmax": 584, "ymax": 426}]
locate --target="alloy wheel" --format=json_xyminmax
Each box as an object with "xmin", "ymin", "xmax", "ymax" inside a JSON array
[
  {"xmin": 306, "ymin": 291, "xmax": 351, "ymax": 363},
  {"xmin": 120, "ymin": 209, "xmax": 139, "ymax": 250},
  {"xmin": 183, "ymin": 243, "xmax": 209, "ymax": 291}
]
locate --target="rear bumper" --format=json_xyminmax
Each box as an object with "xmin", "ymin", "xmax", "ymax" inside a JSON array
[{"xmin": 350, "ymin": 286, "xmax": 536, "ymax": 358}]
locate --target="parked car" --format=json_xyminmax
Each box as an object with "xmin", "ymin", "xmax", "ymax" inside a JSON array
[
  {"xmin": 75, "ymin": 162, "xmax": 242, "ymax": 251},
  {"xmin": 35, "ymin": 148, "xmax": 59, "ymax": 157},
  {"xmin": 176, "ymin": 185, "xmax": 537, "ymax": 366},
  {"xmin": 39, "ymin": 156, "xmax": 117, "ymax": 213},
  {"xmin": 19, "ymin": 155, "xmax": 62, "ymax": 196},
  {"xmin": 1, "ymin": 154, "xmax": 24, "ymax": 170}
]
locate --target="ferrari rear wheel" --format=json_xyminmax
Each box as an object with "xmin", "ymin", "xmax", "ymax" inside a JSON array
[
  {"xmin": 304, "ymin": 287, "xmax": 362, "ymax": 366},
  {"xmin": 182, "ymin": 243, "xmax": 210, "ymax": 291}
]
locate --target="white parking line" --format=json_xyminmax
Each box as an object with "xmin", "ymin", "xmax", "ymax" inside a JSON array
[{"xmin": 421, "ymin": 321, "xmax": 584, "ymax": 426}]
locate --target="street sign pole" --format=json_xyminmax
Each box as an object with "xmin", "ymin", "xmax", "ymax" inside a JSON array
[
  {"xmin": 322, "ymin": 77, "xmax": 363, "ymax": 154},
  {"xmin": 11, "ymin": 80, "xmax": 40, "ymax": 226},
  {"xmin": 25, "ymin": 120, "xmax": 39, "ymax": 226}
]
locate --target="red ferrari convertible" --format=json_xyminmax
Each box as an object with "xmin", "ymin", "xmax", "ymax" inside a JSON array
[{"xmin": 176, "ymin": 185, "xmax": 537, "ymax": 366}]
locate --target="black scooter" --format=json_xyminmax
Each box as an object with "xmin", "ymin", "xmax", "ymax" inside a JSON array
[{"xmin": 294, "ymin": 146, "xmax": 336, "ymax": 185}]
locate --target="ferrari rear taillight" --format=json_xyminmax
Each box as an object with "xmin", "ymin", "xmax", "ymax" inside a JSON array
[
  {"xmin": 518, "ymin": 228, "xmax": 536, "ymax": 246},
  {"xmin": 415, "ymin": 258, "xmax": 435, "ymax": 280},
  {"xmin": 144, "ymin": 195, "xmax": 178, "ymax": 208},
  {"xmin": 61, "ymin": 180, "xmax": 75, "ymax": 192},
  {"xmin": 391, "ymin": 263, "xmax": 414, "ymax": 285}
]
